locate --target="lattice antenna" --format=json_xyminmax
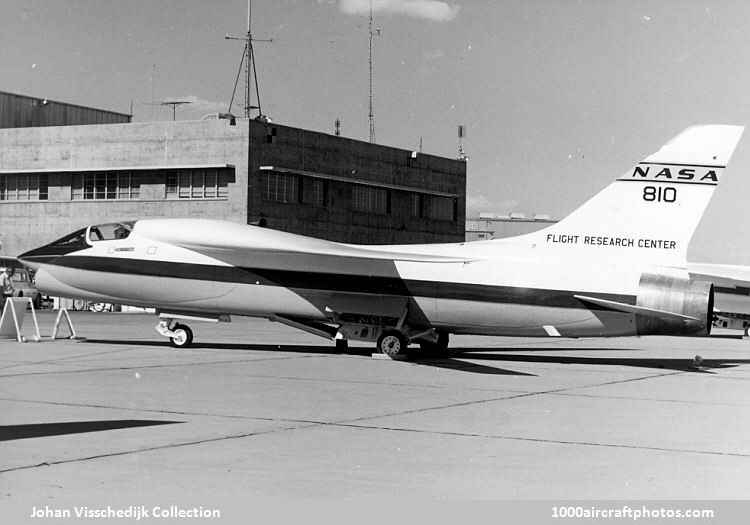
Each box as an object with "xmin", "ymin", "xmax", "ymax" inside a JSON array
[{"xmin": 226, "ymin": 0, "xmax": 273, "ymax": 118}]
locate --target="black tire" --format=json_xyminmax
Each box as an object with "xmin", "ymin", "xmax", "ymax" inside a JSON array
[
  {"xmin": 377, "ymin": 329, "xmax": 409, "ymax": 358},
  {"xmin": 335, "ymin": 339, "xmax": 349, "ymax": 352},
  {"xmin": 168, "ymin": 323, "xmax": 194, "ymax": 348},
  {"xmin": 33, "ymin": 294, "xmax": 42, "ymax": 310}
]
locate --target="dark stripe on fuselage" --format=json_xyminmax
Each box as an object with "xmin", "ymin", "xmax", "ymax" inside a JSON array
[
  {"xmin": 616, "ymin": 179, "xmax": 718, "ymax": 186},
  {"xmin": 637, "ymin": 162, "xmax": 726, "ymax": 169},
  {"xmin": 714, "ymin": 286, "xmax": 750, "ymax": 297},
  {"xmin": 42, "ymin": 255, "xmax": 637, "ymax": 309}
]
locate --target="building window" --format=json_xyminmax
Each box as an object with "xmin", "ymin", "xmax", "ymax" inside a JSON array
[
  {"xmin": 352, "ymin": 185, "xmax": 389, "ymax": 214},
  {"xmin": 424, "ymin": 195, "xmax": 456, "ymax": 221},
  {"xmin": 72, "ymin": 172, "xmax": 139, "ymax": 200},
  {"xmin": 262, "ymin": 172, "xmax": 298, "ymax": 203},
  {"xmin": 301, "ymin": 177, "xmax": 326, "ymax": 207},
  {"xmin": 166, "ymin": 168, "xmax": 228, "ymax": 199},
  {"xmin": 410, "ymin": 194, "xmax": 422, "ymax": 218},
  {"xmin": 0, "ymin": 173, "xmax": 49, "ymax": 201}
]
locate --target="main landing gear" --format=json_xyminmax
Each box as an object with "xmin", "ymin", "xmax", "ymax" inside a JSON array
[
  {"xmin": 374, "ymin": 329, "xmax": 450, "ymax": 359},
  {"xmin": 156, "ymin": 319, "xmax": 194, "ymax": 348},
  {"xmin": 377, "ymin": 329, "xmax": 409, "ymax": 358}
]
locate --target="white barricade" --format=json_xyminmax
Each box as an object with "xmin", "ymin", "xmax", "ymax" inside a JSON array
[
  {"xmin": 51, "ymin": 308, "xmax": 80, "ymax": 340},
  {"xmin": 0, "ymin": 297, "xmax": 41, "ymax": 342}
]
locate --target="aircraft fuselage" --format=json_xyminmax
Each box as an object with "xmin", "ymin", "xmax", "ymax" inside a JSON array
[{"xmin": 24, "ymin": 219, "xmax": 683, "ymax": 339}]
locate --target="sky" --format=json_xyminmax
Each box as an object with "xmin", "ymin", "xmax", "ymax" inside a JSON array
[{"xmin": 2, "ymin": 0, "xmax": 750, "ymax": 263}]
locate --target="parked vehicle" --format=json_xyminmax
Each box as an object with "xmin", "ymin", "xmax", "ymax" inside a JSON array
[{"xmin": 1, "ymin": 257, "xmax": 42, "ymax": 309}]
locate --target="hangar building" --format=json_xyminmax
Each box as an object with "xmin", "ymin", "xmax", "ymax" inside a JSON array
[
  {"xmin": 0, "ymin": 90, "xmax": 132, "ymax": 128},
  {"xmin": 0, "ymin": 100, "xmax": 466, "ymax": 256},
  {"xmin": 465, "ymin": 213, "xmax": 556, "ymax": 241}
]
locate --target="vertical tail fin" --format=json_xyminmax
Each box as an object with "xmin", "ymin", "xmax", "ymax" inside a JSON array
[{"xmin": 526, "ymin": 125, "xmax": 744, "ymax": 265}]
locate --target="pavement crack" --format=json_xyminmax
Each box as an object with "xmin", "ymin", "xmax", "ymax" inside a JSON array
[
  {"xmin": 0, "ymin": 422, "xmax": 322, "ymax": 474},
  {"xmin": 338, "ymin": 371, "xmax": 683, "ymax": 424},
  {"xmin": 0, "ymin": 354, "xmax": 317, "ymax": 378},
  {"xmin": 323, "ymin": 422, "xmax": 750, "ymax": 459}
]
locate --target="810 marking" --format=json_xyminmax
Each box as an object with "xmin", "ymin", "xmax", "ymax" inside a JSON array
[{"xmin": 643, "ymin": 186, "xmax": 676, "ymax": 203}]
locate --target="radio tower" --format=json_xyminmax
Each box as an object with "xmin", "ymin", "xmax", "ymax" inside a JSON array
[{"xmin": 368, "ymin": 1, "xmax": 376, "ymax": 143}]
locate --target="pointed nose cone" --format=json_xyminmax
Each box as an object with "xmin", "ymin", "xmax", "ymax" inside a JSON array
[
  {"xmin": 19, "ymin": 231, "xmax": 90, "ymax": 270},
  {"xmin": 18, "ymin": 227, "xmax": 90, "ymax": 270},
  {"xmin": 17, "ymin": 257, "xmax": 41, "ymax": 272},
  {"xmin": 18, "ymin": 246, "xmax": 62, "ymax": 270}
]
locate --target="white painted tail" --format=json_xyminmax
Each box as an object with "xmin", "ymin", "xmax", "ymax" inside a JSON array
[{"xmin": 524, "ymin": 125, "xmax": 744, "ymax": 265}]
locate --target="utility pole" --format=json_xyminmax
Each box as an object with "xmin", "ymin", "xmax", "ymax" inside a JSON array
[{"xmin": 368, "ymin": 1, "xmax": 376, "ymax": 143}]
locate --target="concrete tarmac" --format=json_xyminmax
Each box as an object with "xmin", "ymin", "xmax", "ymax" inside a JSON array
[{"xmin": 2, "ymin": 311, "xmax": 750, "ymax": 516}]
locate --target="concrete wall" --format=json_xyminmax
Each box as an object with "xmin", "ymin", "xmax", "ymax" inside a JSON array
[
  {"xmin": 0, "ymin": 120, "xmax": 247, "ymax": 255},
  {"xmin": 249, "ymin": 121, "xmax": 466, "ymax": 244}
]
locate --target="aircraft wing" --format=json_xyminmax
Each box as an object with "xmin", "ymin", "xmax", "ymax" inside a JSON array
[
  {"xmin": 136, "ymin": 218, "xmax": 482, "ymax": 266},
  {"xmin": 573, "ymin": 295, "xmax": 699, "ymax": 322},
  {"xmin": 177, "ymin": 240, "xmax": 481, "ymax": 265},
  {"xmin": 186, "ymin": 245, "xmax": 481, "ymax": 264}
]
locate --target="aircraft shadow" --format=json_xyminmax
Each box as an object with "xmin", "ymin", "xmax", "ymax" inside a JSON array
[
  {"xmin": 83, "ymin": 340, "xmax": 750, "ymax": 374},
  {"xmin": 84, "ymin": 340, "xmax": 530, "ymax": 375},
  {"xmin": 86, "ymin": 339, "xmax": 375, "ymax": 356},
  {"xmin": 412, "ymin": 358, "xmax": 536, "ymax": 376},
  {"xmin": 448, "ymin": 349, "xmax": 750, "ymax": 373},
  {"xmin": 0, "ymin": 419, "xmax": 182, "ymax": 441}
]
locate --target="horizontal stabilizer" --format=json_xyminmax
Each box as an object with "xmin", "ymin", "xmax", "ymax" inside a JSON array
[
  {"xmin": 573, "ymin": 295, "xmax": 698, "ymax": 322},
  {"xmin": 688, "ymin": 262, "xmax": 750, "ymax": 290}
]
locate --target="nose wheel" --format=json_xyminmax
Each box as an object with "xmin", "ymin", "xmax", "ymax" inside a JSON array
[
  {"xmin": 156, "ymin": 319, "xmax": 194, "ymax": 348},
  {"xmin": 169, "ymin": 323, "xmax": 193, "ymax": 348}
]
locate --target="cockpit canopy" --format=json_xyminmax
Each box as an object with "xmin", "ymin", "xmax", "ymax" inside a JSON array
[
  {"xmin": 45, "ymin": 221, "xmax": 137, "ymax": 249},
  {"xmin": 18, "ymin": 221, "xmax": 135, "ymax": 268},
  {"xmin": 88, "ymin": 221, "xmax": 136, "ymax": 242},
  {"xmin": 48, "ymin": 228, "xmax": 88, "ymax": 249}
]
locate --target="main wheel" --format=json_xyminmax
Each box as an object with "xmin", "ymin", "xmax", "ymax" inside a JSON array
[
  {"xmin": 169, "ymin": 323, "xmax": 194, "ymax": 348},
  {"xmin": 377, "ymin": 329, "xmax": 409, "ymax": 358}
]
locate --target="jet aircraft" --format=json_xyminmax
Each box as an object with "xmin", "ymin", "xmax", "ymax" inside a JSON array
[{"xmin": 19, "ymin": 125, "xmax": 744, "ymax": 357}]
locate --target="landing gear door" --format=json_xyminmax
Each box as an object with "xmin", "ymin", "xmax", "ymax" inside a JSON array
[{"xmin": 409, "ymin": 296, "xmax": 437, "ymax": 326}]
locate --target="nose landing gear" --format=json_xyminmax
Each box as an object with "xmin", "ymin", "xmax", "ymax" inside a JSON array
[{"xmin": 156, "ymin": 319, "xmax": 194, "ymax": 348}]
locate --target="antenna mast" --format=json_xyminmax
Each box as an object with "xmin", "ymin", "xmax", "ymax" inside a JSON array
[
  {"xmin": 368, "ymin": 1, "xmax": 375, "ymax": 143},
  {"xmin": 226, "ymin": 0, "xmax": 272, "ymax": 118},
  {"xmin": 458, "ymin": 124, "xmax": 468, "ymax": 160}
]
